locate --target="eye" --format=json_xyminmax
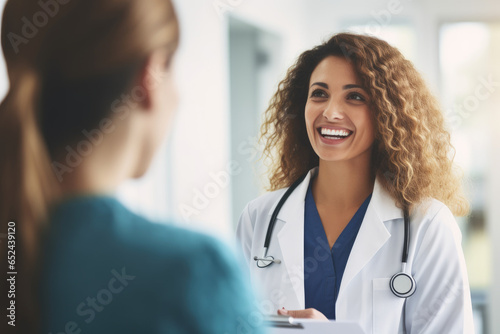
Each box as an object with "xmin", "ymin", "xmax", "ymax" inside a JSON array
[
  {"xmin": 310, "ymin": 89, "xmax": 328, "ymax": 99},
  {"xmin": 346, "ymin": 92, "xmax": 366, "ymax": 102}
]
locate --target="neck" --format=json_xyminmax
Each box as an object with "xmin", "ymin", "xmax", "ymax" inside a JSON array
[
  {"xmin": 59, "ymin": 153, "xmax": 134, "ymax": 196},
  {"xmin": 54, "ymin": 123, "xmax": 141, "ymax": 197},
  {"xmin": 312, "ymin": 151, "xmax": 375, "ymax": 210}
]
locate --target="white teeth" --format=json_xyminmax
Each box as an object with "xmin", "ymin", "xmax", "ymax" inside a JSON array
[{"xmin": 320, "ymin": 128, "xmax": 351, "ymax": 137}]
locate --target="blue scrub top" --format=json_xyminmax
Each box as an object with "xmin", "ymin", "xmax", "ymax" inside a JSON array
[{"xmin": 304, "ymin": 182, "xmax": 372, "ymax": 320}]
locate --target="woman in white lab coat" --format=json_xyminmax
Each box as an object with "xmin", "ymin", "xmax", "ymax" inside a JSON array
[{"xmin": 237, "ymin": 33, "xmax": 474, "ymax": 333}]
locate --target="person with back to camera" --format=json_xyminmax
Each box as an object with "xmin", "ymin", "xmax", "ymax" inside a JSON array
[
  {"xmin": 0, "ymin": 0, "xmax": 264, "ymax": 333},
  {"xmin": 237, "ymin": 32, "xmax": 474, "ymax": 333}
]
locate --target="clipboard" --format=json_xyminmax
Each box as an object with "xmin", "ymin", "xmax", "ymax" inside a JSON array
[{"xmin": 265, "ymin": 315, "xmax": 366, "ymax": 334}]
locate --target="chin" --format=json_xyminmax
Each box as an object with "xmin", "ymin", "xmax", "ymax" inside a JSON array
[
  {"xmin": 319, "ymin": 156, "xmax": 348, "ymax": 163},
  {"xmin": 316, "ymin": 150, "xmax": 349, "ymax": 162}
]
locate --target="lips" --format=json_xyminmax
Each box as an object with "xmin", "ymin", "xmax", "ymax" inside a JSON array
[{"xmin": 317, "ymin": 127, "xmax": 353, "ymax": 140}]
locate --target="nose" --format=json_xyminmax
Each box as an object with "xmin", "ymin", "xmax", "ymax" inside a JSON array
[{"xmin": 323, "ymin": 99, "xmax": 344, "ymax": 121}]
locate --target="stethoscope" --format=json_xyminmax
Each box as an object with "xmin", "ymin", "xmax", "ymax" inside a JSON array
[{"xmin": 253, "ymin": 173, "xmax": 416, "ymax": 299}]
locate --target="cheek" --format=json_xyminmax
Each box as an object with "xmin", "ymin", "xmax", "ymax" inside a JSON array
[
  {"xmin": 349, "ymin": 109, "xmax": 375, "ymax": 146},
  {"xmin": 150, "ymin": 73, "xmax": 177, "ymax": 147},
  {"xmin": 304, "ymin": 102, "xmax": 312, "ymax": 123},
  {"xmin": 158, "ymin": 74, "xmax": 178, "ymax": 121},
  {"xmin": 163, "ymin": 73, "xmax": 177, "ymax": 105},
  {"xmin": 355, "ymin": 110, "xmax": 375, "ymax": 145},
  {"xmin": 304, "ymin": 103, "xmax": 319, "ymax": 131},
  {"xmin": 304, "ymin": 105, "xmax": 316, "ymax": 143}
]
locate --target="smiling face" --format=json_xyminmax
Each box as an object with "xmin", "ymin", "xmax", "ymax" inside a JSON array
[{"xmin": 305, "ymin": 56, "xmax": 375, "ymax": 164}]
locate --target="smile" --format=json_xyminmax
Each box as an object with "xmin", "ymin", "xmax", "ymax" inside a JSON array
[{"xmin": 318, "ymin": 127, "xmax": 353, "ymax": 140}]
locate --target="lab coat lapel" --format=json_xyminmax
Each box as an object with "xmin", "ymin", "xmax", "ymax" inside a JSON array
[
  {"xmin": 272, "ymin": 169, "xmax": 315, "ymax": 309},
  {"xmin": 338, "ymin": 177, "xmax": 401, "ymax": 299}
]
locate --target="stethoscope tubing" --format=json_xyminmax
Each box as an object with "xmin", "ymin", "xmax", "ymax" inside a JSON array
[{"xmin": 254, "ymin": 172, "xmax": 416, "ymax": 298}]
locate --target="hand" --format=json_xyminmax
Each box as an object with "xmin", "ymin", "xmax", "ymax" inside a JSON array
[{"xmin": 277, "ymin": 307, "xmax": 328, "ymax": 321}]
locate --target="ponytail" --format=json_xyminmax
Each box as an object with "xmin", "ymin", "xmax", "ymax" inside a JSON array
[{"xmin": 0, "ymin": 68, "xmax": 60, "ymax": 333}]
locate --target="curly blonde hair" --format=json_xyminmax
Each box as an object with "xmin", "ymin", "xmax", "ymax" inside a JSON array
[{"xmin": 261, "ymin": 32, "xmax": 469, "ymax": 216}]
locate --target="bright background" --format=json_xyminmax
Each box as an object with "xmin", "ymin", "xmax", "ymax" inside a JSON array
[{"xmin": 0, "ymin": 0, "xmax": 499, "ymax": 333}]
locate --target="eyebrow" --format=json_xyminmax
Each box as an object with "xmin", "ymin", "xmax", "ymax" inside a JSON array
[{"xmin": 310, "ymin": 82, "xmax": 365, "ymax": 90}]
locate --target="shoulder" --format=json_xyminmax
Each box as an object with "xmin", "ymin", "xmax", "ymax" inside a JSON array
[
  {"xmin": 236, "ymin": 188, "xmax": 288, "ymax": 239},
  {"xmin": 113, "ymin": 200, "xmax": 236, "ymax": 265},
  {"xmin": 411, "ymin": 198, "xmax": 461, "ymax": 239},
  {"xmin": 48, "ymin": 195, "xmax": 233, "ymax": 269},
  {"xmin": 46, "ymin": 195, "xmax": 248, "ymax": 298},
  {"xmin": 410, "ymin": 198, "xmax": 464, "ymax": 261}
]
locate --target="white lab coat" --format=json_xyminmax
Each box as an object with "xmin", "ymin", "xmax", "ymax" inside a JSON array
[{"xmin": 236, "ymin": 168, "xmax": 474, "ymax": 334}]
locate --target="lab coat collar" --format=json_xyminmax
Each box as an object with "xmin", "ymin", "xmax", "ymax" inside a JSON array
[
  {"xmin": 266, "ymin": 167, "xmax": 403, "ymax": 222},
  {"xmin": 266, "ymin": 167, "xmax": 316, "ymax": 221},
  {"xmin": 370, "ymin": 175, "xmax": 404, "ymax": 222}
]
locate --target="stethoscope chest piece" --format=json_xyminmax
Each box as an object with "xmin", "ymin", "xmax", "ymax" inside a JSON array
[
  {"xmin": 254, "ymin": 255, "xmax": 281, "ymax": 268},
  {"xmin": 390, "ymin": 272, "xmax": 416, "ymax": 298}
]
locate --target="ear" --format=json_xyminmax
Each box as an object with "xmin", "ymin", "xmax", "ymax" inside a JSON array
[{"xmin": 135, "ymin": 49, "xmax": 171, "ymax": 112}]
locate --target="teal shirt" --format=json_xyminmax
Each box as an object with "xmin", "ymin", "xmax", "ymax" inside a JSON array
[{"xmin": 40, "ymin": 195, "xmax": 263, "ymax": 334}]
